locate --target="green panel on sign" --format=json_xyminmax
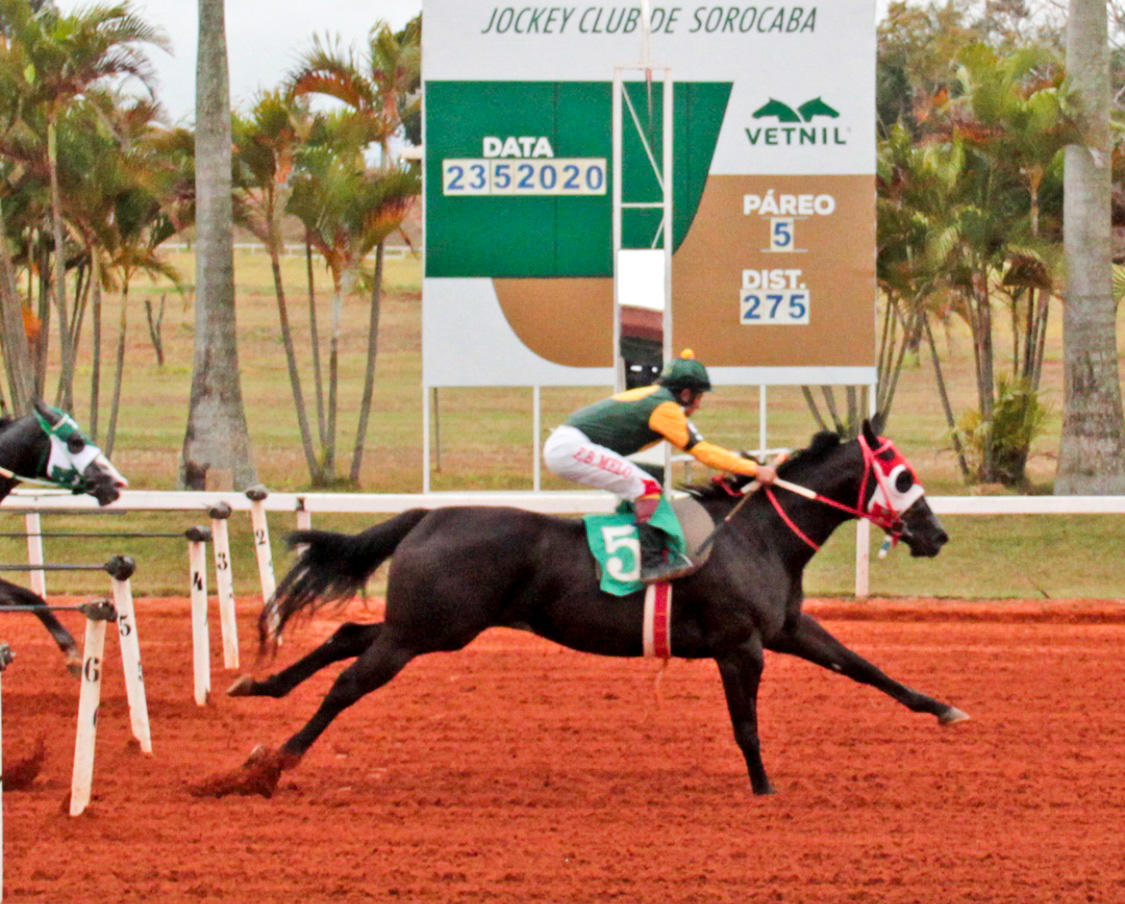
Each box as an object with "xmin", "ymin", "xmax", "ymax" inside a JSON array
[{"xmin": 425, "ymin": 81, "xmax": 731, "ymax": 277}]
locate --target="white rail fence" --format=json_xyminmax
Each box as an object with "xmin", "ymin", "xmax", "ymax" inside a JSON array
[{"xmin": 4, "ymin": 487, "xmax": 1124, "ymax": 599}]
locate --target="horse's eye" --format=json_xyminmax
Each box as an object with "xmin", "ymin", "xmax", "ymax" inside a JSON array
[
  {"xmin": 895, "ymin": 470, "xmax": 914, "ymax": 493},
  {"xmin": 66, "ymin": 435, "xmax": 85, "ymax": 454}
]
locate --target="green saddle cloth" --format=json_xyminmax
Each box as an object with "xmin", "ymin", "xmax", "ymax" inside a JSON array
[{"xmin": 583, "ymin": 496, "xmax": 688, "ymax": 596}]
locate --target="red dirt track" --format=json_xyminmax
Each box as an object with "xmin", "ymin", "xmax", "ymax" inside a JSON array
[{"xmin": 2, "ymin": 596, "xmax": 1123, "ymax": 902}]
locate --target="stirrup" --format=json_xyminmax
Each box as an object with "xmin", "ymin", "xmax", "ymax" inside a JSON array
[{"xmin": 640, "ymin": 552, "xmax": 694, "ymax": 585}]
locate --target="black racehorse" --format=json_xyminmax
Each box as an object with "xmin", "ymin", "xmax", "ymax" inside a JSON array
[
  {"xmin": 211, "ymin": 419, "xmax": 967, "ymax": 798},
  {"xmin": 0, "ymin": 400, "xmax": 128, "ymax": 673}
]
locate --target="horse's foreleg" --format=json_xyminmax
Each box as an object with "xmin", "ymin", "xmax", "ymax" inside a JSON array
[
  {"xmin": 716, "ymin": 635, "xmax": 775, "ymax": 796},
  {"xmin": 0, "ymin": 578, "xmax": 79, "ymax": 676},
  {"xmin": 278, "ymin": 628, "xmax": 417, "ymax": 765},
  {"xmin": 770, "ymin": 613, "xmax": 969, "ymax": 724},
  {"xmin": 228, "ymin": 622, "xmax": 383, "ymax": 698}
]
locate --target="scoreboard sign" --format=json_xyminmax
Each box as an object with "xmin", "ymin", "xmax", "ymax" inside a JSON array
[{"xmin": 422, "ymin": 1, "xmax": 876, "ymax": 387}]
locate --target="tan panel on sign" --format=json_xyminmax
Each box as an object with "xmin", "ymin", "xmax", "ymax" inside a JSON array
[
  {"xmin": 672, "ymin": 175, "xmax": 875, "ymax": 368},
  {"xmin": 494, "ymin": 277, "xmax": 614, "ymax": 367}
]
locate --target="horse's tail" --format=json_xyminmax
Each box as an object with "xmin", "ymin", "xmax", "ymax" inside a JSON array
[{"xmin": 260, "ymin": 508, "xmax": 430, "ymax": 649}]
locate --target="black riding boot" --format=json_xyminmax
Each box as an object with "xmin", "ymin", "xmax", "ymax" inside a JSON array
[{"xmin": 637, "ymin": 522, "xmax": 694, "ymax": 584}]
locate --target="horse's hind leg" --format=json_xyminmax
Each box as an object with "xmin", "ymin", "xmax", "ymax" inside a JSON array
[
  {"xmin": 716, "ymin": 634, "xmax": 775, "ymax": 796},
  {"xmin": 228, "ymin": 622, "xmax": 382, "ymax": 698},
  {"xmin": 770, "ymin": 613, "xmax": 969, "ymax": 724},
  {"xmin": 0, "ymin": 578, "xmax": 79, "ymax": 676},
  {"xmin": 275, "ymin": 626, "xmax": 417, "ymax": 766}
]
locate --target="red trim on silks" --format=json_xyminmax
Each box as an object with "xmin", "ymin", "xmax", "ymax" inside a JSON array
[{"xmin": 643, "ymin": 583, "xmax": 673, "ymax": 659}]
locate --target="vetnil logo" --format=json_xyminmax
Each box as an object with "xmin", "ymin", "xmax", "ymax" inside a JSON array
[{"xmin": 746, "ymin": 97, "xmax": 848, "ymax": 147}]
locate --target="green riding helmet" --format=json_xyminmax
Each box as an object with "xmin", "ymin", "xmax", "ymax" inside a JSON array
[{"xmin": 658, "ymin": 348, "xmax": 712, "ymax": 392}]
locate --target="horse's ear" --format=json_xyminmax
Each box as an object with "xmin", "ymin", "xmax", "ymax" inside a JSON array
[
  {"xmin": 861, "ymin": 417, "xmax": 881, "ymax": 447},
  {"xmin": 870, "ymin": 411, "xmax": 886, "ymax": 435},
  {"xmin": 32, "ymin": 399, "xmax": 59, "ymax": 425}
]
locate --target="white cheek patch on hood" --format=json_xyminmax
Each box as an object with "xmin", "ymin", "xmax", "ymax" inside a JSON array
[
  {"xmin": 45, "ymin": 433, "xmax": 100, "ymax": 488},
  {"xmin": 868, "ymin": 460, "xmax": 925, "ymax": 520}
]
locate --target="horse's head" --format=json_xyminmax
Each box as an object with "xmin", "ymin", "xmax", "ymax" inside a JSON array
[
  {"xmin": 859, "ymin": 418, "xmax": 947, "ymax": 558},
  {"xmin": 32, "ymin": 400, "xmax": 128, "ymax": 505}
]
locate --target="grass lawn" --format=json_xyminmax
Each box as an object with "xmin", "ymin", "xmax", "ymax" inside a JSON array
[{"xmin": 2, "ymin": 246, "xmax": 1122, "ymax": 600}]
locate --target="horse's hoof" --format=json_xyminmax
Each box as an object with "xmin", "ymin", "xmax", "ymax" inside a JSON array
[
  {"xmin": 191, "ymin": 745, "xmax": 286, "ymax": 799},
  {"xmin": 226, "ymin": 674, "xmax": 257, "ymax": 697},
  {"xmin": 753, "ymin": 784, "xmax": 778, "ymax": 796},
  {"xmin": 939, "ymin": 706, "xmax": 970, "ymax": 725},
  {"xmin": 65, "ymin": 658, "xmax": 82, "ymax": 680}
]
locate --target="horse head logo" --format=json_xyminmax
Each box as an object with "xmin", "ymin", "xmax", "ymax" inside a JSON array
[
  {"xmin": 753, "ymin": 97, "xmax": 841, "ymax": 123},
  {"xmin": 752, "ymin": 98, "xmax": 802, "ymax": 122}
]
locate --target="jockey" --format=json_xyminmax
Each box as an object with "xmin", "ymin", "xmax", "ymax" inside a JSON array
[{"xmin": 544, "ymin": 349, "xmax": 777, "ymax": 584}]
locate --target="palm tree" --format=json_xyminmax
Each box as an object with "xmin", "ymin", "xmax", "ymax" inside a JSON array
[
  {"xmin": 181, "ymin": 0, "xmax": 256, "ymax": 490},
  {"xmin": 289, "ymin": 18, "xmax": 421, "ymax": 484},
  {"xmin": 1056, "ymin": 0, "xmax": 1125, "ymax": 493},
  {"xmin": 5, "ymin": 0, "xmax": 167, "ymax": 410},
  {"xmin": 0, "ymin": 4, "xmax": 37, "ymax": 412},
  {"xmin": 285, "ymin": 112, "xmax": 418, "ymax": 482},
  {"xmin": 232, "ymin": 90, "xmax": 324, "ymax": 483}
]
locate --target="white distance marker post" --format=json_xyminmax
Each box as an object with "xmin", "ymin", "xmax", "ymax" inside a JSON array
[
  {"xmin": 246, "ymin": 486, "xmax": 279, "ymax": 639},
  {"xmin": 245, "ymin": 485, "xmax": 276, "ymax": 602},
  {"xmin": 208, "ymin": 503, "xmax": 239, "ymax": 670},
  {"xmin": 70, "ymin": 600, "xmax": 116, "ymax": 817},
  {"xmin": 186, "ymin": 526, "xmax": 212, "ymax": 706},
  {"xmin": 105, "ymin": 556, "xmax": 151, "ymax": 753}
]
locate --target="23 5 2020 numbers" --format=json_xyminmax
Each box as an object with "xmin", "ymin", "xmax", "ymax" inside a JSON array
[{"xmin": 442, "ymin": 158, "xmax": 607, "ymax": 196}]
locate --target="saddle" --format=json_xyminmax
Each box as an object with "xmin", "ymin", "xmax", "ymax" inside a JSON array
[{"xmin": 584, "ymin": 495, "xmax": 715, "ymax": 596}]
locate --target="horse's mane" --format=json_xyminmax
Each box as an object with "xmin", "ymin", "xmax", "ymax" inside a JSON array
[
  {"xmin": 0, "ymin": 415, "xmax": 14, "ymax": 433},
  {"xmin": 681, "ymin": 429, "xmax": 842, "ymax": 501}
]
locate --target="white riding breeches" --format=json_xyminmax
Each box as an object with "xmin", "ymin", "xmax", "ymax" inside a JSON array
[{"xmin": 543, "ymin": 425, "xmax": 656, "ymax": 502}]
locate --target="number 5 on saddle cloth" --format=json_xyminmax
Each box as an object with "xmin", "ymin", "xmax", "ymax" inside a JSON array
[{"xmin": 584, "ymin": 496, "xmax": 702, "ymax": 595}]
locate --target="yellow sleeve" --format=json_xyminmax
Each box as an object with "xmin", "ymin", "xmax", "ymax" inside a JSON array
[
  {"xmin": 648, "ymin": 403, "xmax": 759, "ymax": 477},
  {"xmin": 689, "ymin": 441, "xmax": 760, "ymax": 477},
  {"xmin": 647, "ymin": 401, "xmax": 693, "ymax": 448}
]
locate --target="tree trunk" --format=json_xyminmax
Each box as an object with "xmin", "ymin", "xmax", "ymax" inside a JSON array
[
  {"xmin": 923, "ymin": 314, "xmax": 971, "ymax": 481},
  {"xmin": 105, "ymin": 284, "xmax": 128, "ymax": 457},
  {"xmin": 47, "ymin": 118, "xmax": 74, "ymax": 411},
  {"xmin": 0, "ymin": 199, "xmax": 35, "ymax": 414},
  {"xmin": 306, "ymin": 236, "xmax": 327, "ymax": 447},
  {"xmin": 89, "ymin": 251, "xmax": 102, "ymax": 440},
  {"xmin": 269, "ymin": 241, "xmax": 323, "ymax": 484},
  {"xmin": 323, "ymin": 270, "xmax": 349, "ymax": 482},
  {"xmin": 350, "ymin": 240, "xmax": 384, "ymax": 484},
  {"xmin": 181, "ymin": 0, "xmax": 257, "ymax": 490},
  {"xmin": 1057, "ymin": 0, "xmax": 1125, "ymax": 493}
]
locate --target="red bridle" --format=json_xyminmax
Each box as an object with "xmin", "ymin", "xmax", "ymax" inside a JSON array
[{"xmin": 764, "ymin": 435, "xmax": 923, "ymax": 552}]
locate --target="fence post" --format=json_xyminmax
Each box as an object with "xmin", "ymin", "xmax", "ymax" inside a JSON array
[
  {"xmin": 208, "ymin": 503, "xmax": 238, "ymax": 669},
  {"xmin": 23, "ymin": 512, "xmax": 45, "ymax": 598},
  {"xmin": 105, "ymin": 555, "xmax": 151, "ymax": 753},
  {"xmin": 854, "ymin": 520, "xmax": 870, "ymax": 599},
  {"xmin": 70, "ymin": 600, "xmax": 116, "ymax": 816},
  {"xmin": 186, "ymin": 526, "xmax": 212, "ymax": 706}
]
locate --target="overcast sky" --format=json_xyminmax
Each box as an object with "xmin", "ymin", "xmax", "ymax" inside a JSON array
[
  {"xmin": 56, "ymin": 0, "xmax": 423, "ymax": 126},
  {"xmin": 54, "ymin": 1, "xmax": 892, "ymax": 126}
]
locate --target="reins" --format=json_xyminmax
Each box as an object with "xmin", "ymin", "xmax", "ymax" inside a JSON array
[
  {"xmin": 691, "ymin": 435, "xmax": 913, "ymax": 558},
  {"xmin": 0, "ymin": 462, "xmax": 71, "ymax": 489},
  {"xmin": 764, "ymin": 435, "xmax": 906, "ymax": 551}
]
